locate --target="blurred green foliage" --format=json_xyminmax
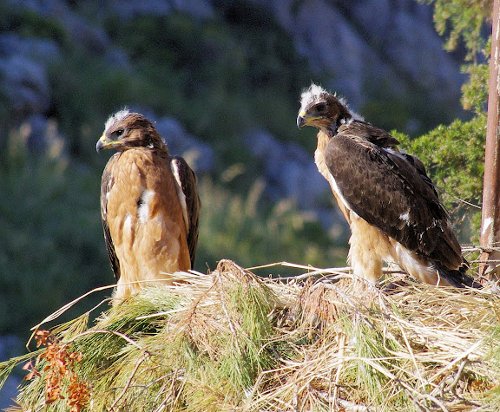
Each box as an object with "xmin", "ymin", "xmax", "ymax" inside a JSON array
[
  {"xmin": 361, "ymin": 79, "xmax": 455, "ymax": 135},
  {"xmin": 54, "ymin": 6, "xmax": 315, "ymax": 162},
  {"xmin": 48, "ymin": 50, "xmax": 156, "ymax": 159},
  {"xmin": 394, "ymin": 114, "xmax": 486, "ymax": 242},
  {"xmin": 117, "ymin": 3, "xmax": 312, "ymax": 144},
  {"xmin": 461, "ymin": 55, "xmax": 489, "ymax": 114},
  {"xmin": 0, "ymin": 3, "xmax": 67, "ymax": 44},
  {"xmin": 197, "ymin": 178, "xmax": 345, "ymax": 274},
  {"xmin": 421, "ymin": 0, "xmax": 491, "ymax": 61},
  {"xmin": 404, "ymin": 0, "xmax": 491, "ymax": 241},
  {"xmin": 0, "ymin": 136, "xmax": 107, "ymax": 335}
]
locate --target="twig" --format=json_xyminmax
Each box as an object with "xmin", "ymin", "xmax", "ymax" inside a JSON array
[
  {"xmin": 448, "ymin": 359, "xmax": 467, "ymax": 395},
  {"xmin": 67, "ymin": 329, "xmax": 143, "ymax": 350},
  {"xmin": 331, "ymin": 333, "xmax": 346, "ymax": 406},
  {"xmin": 245, "ymin": 261, "xmax": 323, "ymax": 271},
  {"xmin": 215, "ymin": 269, "xmax": 241, "ymax": 354},
  {"xmin": 30, "ymin": 284, "xmax": 116, "ymax": 331},
  {"xmin": 109, "ymin": 352, "xmax": 149, "ymax": 411},
  {"xmin": 277, "ymin": 271, "xmax": 349, "ymax": 282},
  {"xmin": 135, "ymin": 303, "xmax": 213, "ymax": 320},
  {"xmin": 428, "ymin": 340, "xmax": 483, "ymax": 385},
  {"xmin": 448, "ymin": 195, "xmax": 481, "ymax": 209}
]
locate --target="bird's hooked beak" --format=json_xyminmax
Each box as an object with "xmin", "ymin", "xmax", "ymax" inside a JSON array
[
  {"xmin": 297, "ymin": 110, "xmax": 314, "ymax": 128},
  {"xmin": 297, "ymin": 110, "xmax": 323, "ymax": 129},
  {"xmin": 96, "ymin": 134, "xmax": 116, "ymax": 153},
  {"xmin": 297, "ymin": 114, "xmax": 306, "ymax": 128}
]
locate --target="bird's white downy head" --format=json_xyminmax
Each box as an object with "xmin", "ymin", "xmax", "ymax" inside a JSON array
[
  {"xmin": 299, "ymin": 83, "xmax": 328, "ymax": 114},
  {"xmin": 105, "ymin": 108, "xmax": 131, "ymax": 133},
  {"xmin": 299, "ymin": 83, "xmax": 363, "ymax": 120}
]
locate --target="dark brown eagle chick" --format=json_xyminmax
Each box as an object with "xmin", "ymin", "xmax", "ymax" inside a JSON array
[
  {"xmin": 96, "ymin": 110, "xmax": 200, "ymax": 302},
  {"xmin": 297, "ymin": 84, "xmax": 476, "ymax": 287}
]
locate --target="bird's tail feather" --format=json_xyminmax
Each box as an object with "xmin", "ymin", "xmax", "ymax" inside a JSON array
[{"xmin": 436, "ymin": 261, "xmax": 481, "ymax": 288}]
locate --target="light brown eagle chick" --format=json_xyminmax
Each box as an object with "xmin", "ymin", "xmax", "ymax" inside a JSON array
[{"xmin": 97, "ymin": 110, "xmax": 200, "ymax": 303}]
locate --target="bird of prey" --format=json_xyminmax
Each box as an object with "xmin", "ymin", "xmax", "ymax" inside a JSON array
[
  {"xmin": 297, "ymin": 84, "xmax": 476, "ymax": 287},
  {"xmin": 96, "ymin": 110, "xmax": 200, "ymax": 302}
]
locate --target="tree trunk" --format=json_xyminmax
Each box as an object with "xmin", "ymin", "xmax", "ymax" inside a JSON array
[{"xmin": 479, "ymin": 0, "xmax": 500, "ymax": 279}]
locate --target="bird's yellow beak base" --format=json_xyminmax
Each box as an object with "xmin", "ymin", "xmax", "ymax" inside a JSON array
[
  {"xmin": 96, "ymin": 134, "xmax": 118, "ymax": 153},
  {"xmin": 297, "ymin": 111, "xmax": 321, "ymax": 128}
]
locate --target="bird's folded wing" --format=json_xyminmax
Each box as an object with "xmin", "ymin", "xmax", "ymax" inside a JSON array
[
  {"xmin": 170, "ymin": 156, "xmax": 201, "ymax": 268},
  {"xmin": 100, "ymin": 154, "xmax": 121, "ymax": 281},
  {"xmin": 324, "ymin": 131, "xmax": 462, "ymax": 269}
]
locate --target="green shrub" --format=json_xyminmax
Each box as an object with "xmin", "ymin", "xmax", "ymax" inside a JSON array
[
  {"xmin": 0, "ymin": 4, "xmax": 67, "ymax": 44},
  {"xmin": 196, "ymin": 178, "xmax": 345, "ymax": 274},
  {"xmin": 394, "ymin": 114, "xmax": 486, "ymax": 242},
  {"xmin": 0, "ymin": 136, "xmax": 109, "ymax": 336}
]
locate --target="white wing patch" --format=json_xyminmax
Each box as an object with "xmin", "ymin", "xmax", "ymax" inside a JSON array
[
  {"xmin": 170, "ymin": 160, "xmax": 189, "ymax": 232},
  {"xmin": 138, "ymin": 190, "xmax": 155, "ymax": 224},
  {"xmin": 383, "ymin": 147, "xmax": 406, "ymax": 159},
  {"xmin": 391, "ymin": 242, "xmax": 440, "ymax": 285},
  {"xmin": 399, "ymin": 211, "xmax": 410, "ymax": 223},
  {"xmin": 340, "ymin": 117, "xmax": 354, "ymax": 125}
]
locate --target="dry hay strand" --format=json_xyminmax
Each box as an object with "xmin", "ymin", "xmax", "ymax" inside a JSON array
[
  {"xmin": 0, "ymin": 259, "xmax": 498, "ymax": 411},
  {"xmin": 259, "ymin": 273, "xmax": 499, "ymax": 411}
]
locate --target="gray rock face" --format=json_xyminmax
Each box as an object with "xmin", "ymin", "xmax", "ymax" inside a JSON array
[
  {"xmin": 348, "ymin": 0, "xmax": 462, "ymax": 94},
  {"xmin": 155, "ymin": 117, "xmax": 215, "ymax": 173},
  {"xmin": 105, "ymin": 0, "xmax": 213, "ymax": 20},
  {"xmin": 6, "ymin": 0, "xmax": 129, "ymax": 61},
  {"xmin": 0, "ymin": 34, "xmax": 59, "ymax": 117},
  {"xmin": 244, "ymin": 129, "xmax": 328, "ymax": 209},
  {"xmin": 244, "ymin": 129, "xmax": 348, "ymax": 235},
  {"xmin": 251, "ymin": 0, "xmax": 463, "ymax": 115}
]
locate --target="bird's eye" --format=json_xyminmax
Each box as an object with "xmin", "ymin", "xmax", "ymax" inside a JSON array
[
  {"xmin": 315, "ymin": 103, "xmax": 326, "ymax": 113},
  {"xmin": 113, "ymin": 129, "xmax": 124, "ymax": 138}
]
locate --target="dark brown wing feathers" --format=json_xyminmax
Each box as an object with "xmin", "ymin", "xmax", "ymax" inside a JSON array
[
  {"xmin": 325, "ymin": 121, "xmax": 462, "ymax": 270},
  {"xmin": 100, "ymin": 154, "xmax": 121, "ymax": 281},
  {"xmin": 338, "ymin": 121, "xmax": 399, "ymax": 149},
  {"xmin": 171, "ymin": 156, "xmax": 201, "ymax": 267}
]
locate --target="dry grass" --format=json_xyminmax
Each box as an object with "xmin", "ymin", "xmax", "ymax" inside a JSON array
[{"xmin": 1, "ymin": 259, "xmax": 498, "ymax": 411}]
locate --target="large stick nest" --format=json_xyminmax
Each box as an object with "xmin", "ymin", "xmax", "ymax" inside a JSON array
[{"xmin": 1, "ymin": 260, "xmax": 499, "ymax": 411}]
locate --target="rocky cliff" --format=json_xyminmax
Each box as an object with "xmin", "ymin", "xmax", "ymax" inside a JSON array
[{"xmin": 0, "ymin": 0, "xmax": 463, "ymax": 210}]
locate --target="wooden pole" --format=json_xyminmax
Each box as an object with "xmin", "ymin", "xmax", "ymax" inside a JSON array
[{"xmin": 479, "ymin": 0, "xmax": 500, "ymax": 279}]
